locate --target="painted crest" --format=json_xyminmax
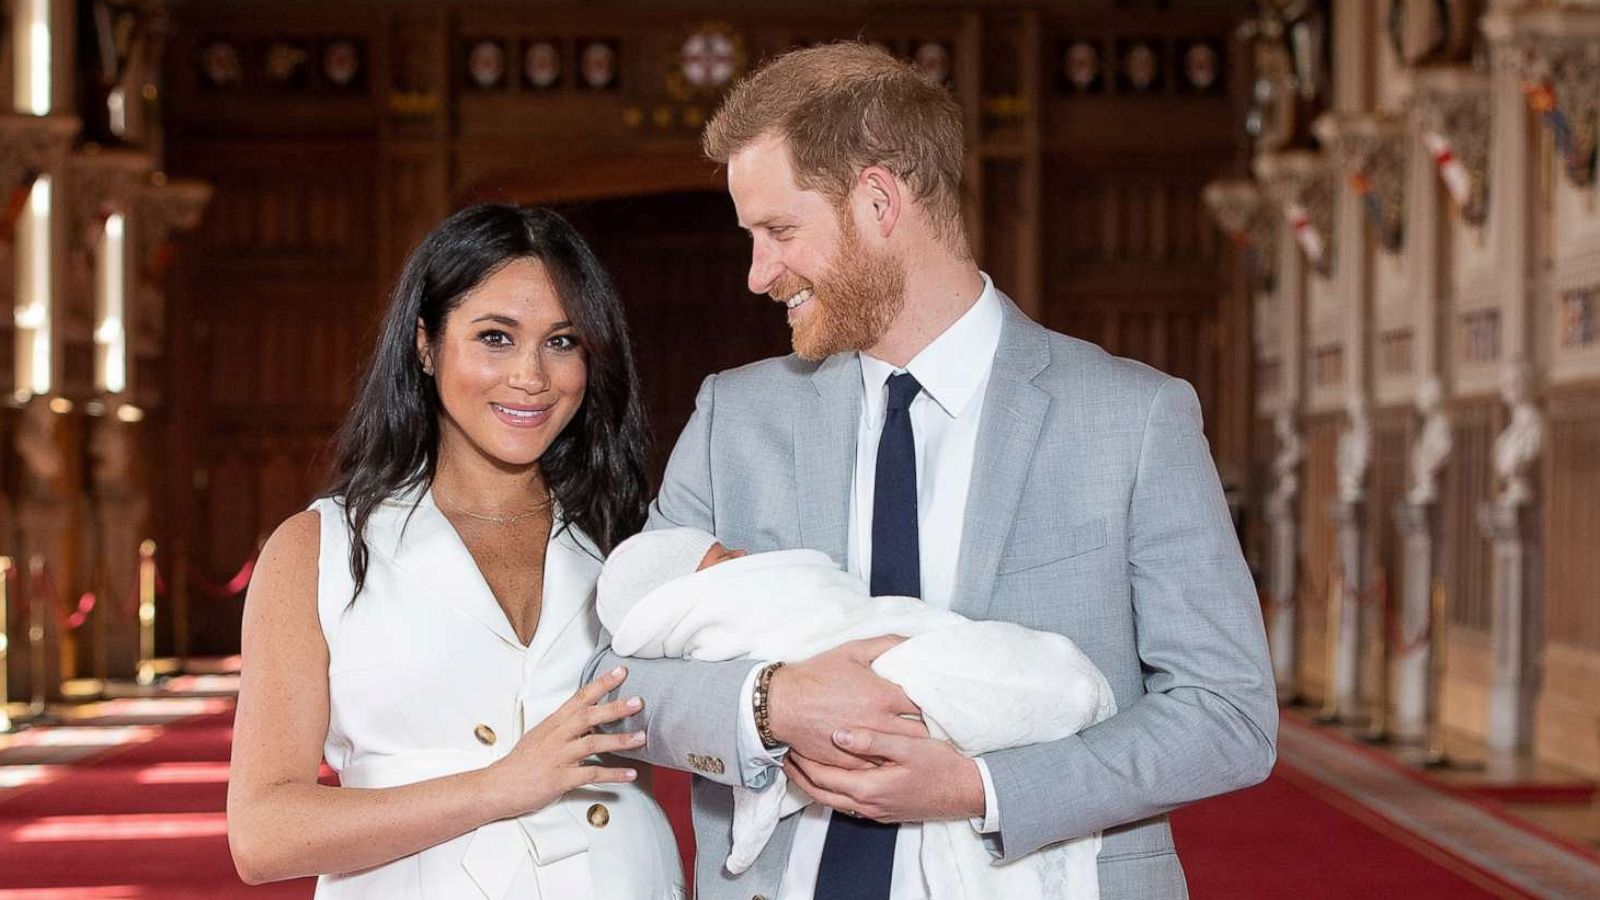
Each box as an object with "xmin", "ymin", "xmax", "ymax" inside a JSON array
[
  {"xmin": 581, "ymin": 41, "xmax": 619, "ymax": 90},
  {"xmin": 201, "ymin": 41, "xmax": 242, "ymax": 87},
  {"xmin": 914, "ymin": 41, "xmax": 951, "ymax": 85},
  {"xmin": 468, "ymin": 40, "xmax": 506, "ymax": 89},
  {"xmin": 524, "ymin": 40, "xmax": 561, "ymax": 89},
  {"xmin": 323, "ymin": 40, "xmax": 361, "ymax": 88},
  {"xmin": 1064, "ymin": 41, "xmax": 1100, "ymax": 91}
]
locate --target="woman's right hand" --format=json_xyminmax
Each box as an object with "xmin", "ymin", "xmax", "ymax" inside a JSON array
[{"xmin": 481, "ymin": 666, "xmax": 647, "ymax": 820}]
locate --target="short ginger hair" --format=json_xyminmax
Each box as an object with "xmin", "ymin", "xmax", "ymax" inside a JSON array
[{"xmin": 703, "ymin": 42, "xmax": 967, "ymax": 248}]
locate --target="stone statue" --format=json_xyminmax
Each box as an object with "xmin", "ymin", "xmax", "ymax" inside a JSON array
[
  {"xmin": 1268, "ymin": 410, "xmax": 1303, "ymax": 523},
  {"xmin": 1407, "ymin": 375, "xmax": 1453, "ymax": 506},
  {"xmin": 1336, "ymin": 391, "xmax": 1372, "ymax": 506},
  {"xmin": 1492, "ymin": 361, "xmax": 1543, "ymax": 507}
]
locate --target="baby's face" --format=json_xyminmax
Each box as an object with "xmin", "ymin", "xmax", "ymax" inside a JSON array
[{"xmin": 697, "ymin": 542, "xmax": 748, "ymax": 571}]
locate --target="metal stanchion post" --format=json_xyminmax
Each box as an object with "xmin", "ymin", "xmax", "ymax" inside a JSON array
[
  {"xmin": 26, "ymin": 555, "xmax": 49, "ymax": 719},
  {"xmin": 1314, "ymin": 570, "xmax": 1343, "ymax": 724},
  {"xmin": 136, "ymin": 540, "xmax": 158, "ymax": 686},
  {"xmin": 0, "ymin": 557, "xmax": 12, "ymax": 732},
  {"xmin": 173, "ymin": 544, "xmax": 190, "ymax": 674}
]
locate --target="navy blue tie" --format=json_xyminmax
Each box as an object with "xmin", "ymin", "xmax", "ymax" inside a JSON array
[{"xmin": 813, "ymin": 371, "xmax": 921, "ymax": 900}]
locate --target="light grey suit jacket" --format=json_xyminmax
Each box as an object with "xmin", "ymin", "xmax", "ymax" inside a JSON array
[{"xmin": 589, "ymin": 294, "xmax": 1278, "ymax": 900}]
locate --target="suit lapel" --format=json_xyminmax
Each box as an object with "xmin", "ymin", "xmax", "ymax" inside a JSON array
[
  {"xmin": 952, "ymin": 297, "xmax": 1056, "ymax": 619},
  {"xmin": 793, "ymin": 353, "xmax": 861, "ymax": 567}
]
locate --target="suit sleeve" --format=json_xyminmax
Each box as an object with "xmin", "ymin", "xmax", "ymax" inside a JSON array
[
  {"xmin": 584, "ymin": 373, "xmax": 763, "ymax": 788},
  {"xmin": 980, "ymin": 376, "xmax": 1278, "ymax": 859}
]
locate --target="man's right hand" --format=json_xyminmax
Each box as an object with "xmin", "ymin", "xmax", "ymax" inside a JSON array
[{"xmin": 767, "ymin": 636, "xmax": 927, "ymax": 769}]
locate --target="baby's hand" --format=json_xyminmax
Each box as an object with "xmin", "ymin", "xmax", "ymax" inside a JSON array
[{"xmin": 697, "ymin": 543, "xmax": 749, "ymax": 571}]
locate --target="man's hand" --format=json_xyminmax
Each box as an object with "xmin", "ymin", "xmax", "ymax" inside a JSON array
[
  {"xmin": 768, "ymin": 636, "xmax": 925, "ymax": 769},
  {"xmin": 784, "ymin": 728, "xmax": 986, "ymax": 823}
]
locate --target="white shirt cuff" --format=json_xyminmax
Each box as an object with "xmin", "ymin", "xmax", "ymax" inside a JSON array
[
  {"xmin": 734, "ymin": 664, "xmax": 787, "ymax": 789},
  {"xmin": 969, "ymin": 757, "xmax": 1001, "ymax": 834}
]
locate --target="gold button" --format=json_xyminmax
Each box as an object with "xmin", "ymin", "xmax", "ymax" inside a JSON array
[
  {"xmin": 474, "ymin": 724, "xmax": 497, "ymax": 746},
  {"xmin": 587, "ymin": 803, "xmax": 610, "ymax": 828}
]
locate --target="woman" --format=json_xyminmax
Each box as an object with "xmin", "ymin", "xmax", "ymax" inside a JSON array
[{"xmin": 227, "ymin": 205, "xmax": 684, "ymax": 899}]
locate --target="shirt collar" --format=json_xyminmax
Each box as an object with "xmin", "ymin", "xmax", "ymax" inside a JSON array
[{"xmin": 859, "ymin": 271, "xmax": 1003, "ymax": 421}]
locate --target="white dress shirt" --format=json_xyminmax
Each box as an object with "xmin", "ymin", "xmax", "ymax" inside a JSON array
[{"xmin": 734, "ymin": 273, "xmax": 1005, "ymax": 899}]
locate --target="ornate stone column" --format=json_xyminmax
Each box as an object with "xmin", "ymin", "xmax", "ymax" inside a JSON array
[
  {"xmin": 1480, "ymin": 361, "xmax": 1544, "ymax": 752},
  {"xmin": 1205, "ymin": 179, "xmax": 1302, "ymax": 699},
  {"xmin": 1266, "ymin": 410, "xmax": 1304, "ymax": 698},
  {"xmin": 1332, "ymin": 390, "xmax": 1373, "ymax": 721},
  {"xmin": 1395, "ymin": 375, "xmax": 1452, "ymax": 741}
]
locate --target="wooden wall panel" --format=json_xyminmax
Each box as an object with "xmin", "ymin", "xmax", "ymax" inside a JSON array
[
  {"xmin": 1544, "ymin": 383, "xmax": 1600, "ymax": 653},
  {"xmin": 1296, "ymin": 414, "xmax": 1341, "ymax": 698},
  {"xmin": 1439, "ymin": 399, "xmax": 1498, "ymax": 632}
]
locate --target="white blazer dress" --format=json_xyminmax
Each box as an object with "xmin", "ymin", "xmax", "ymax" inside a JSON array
[{"xmin": 308, "ymin": 488, "xmax": 684, "ymax": 899}]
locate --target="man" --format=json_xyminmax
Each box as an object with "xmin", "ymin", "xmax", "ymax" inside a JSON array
[{"xmin": 590, "ymin": 42, "xmax": 1277, "ymax": 900}]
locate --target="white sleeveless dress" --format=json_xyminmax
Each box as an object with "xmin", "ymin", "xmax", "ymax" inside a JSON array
[{"xmin": 309, "ymin": 488, "xmax": 684, "ymax": 900}]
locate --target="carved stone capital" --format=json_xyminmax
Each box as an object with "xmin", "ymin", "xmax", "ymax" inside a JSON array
[
  {"xmin": 1502, "ymin": 10, "xmax": 1600, "ymax": 187},
  {"xmin": 0, "ymin": 115, "xmax": 81, "ymax": 200},
  {"xmin": 134, "ymin": 177, "xmax": 213, "ymax": 245},
  {"xmin": 1313, "ymin": 112, "xmax": 1409, "ymax": 253},
  {"xmin": 1410, "ymin": 68, "xmax": 1492, "ymax": 226},
  {"xmin": 1253, "ymin": 150, "xmax": 1336, "ymax": 277},
  {"xmin": 1202, "ymin": 178, "xmax": 1279, "ymax": 290},
  {"xmin": 63, "ymin": 148, "xmax": 155, "ymax": 257}
]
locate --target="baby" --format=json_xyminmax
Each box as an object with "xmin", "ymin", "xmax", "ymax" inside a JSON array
[{"xmin": 597, "ymin": 528, "xmax": 1116, "ymax": 900}]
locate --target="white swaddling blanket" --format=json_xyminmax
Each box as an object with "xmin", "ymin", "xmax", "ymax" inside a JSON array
[{"xmin": 599, "ymin": 545, "xmax": 1116, "ymax": 900}]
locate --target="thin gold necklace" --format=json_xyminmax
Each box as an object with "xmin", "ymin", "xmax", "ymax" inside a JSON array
[{"xmin": 436, "ymin": 488, "xmax": 551, "ymax": 527}]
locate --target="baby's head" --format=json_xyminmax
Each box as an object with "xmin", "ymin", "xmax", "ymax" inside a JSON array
[{"xmin": 596, "ymin": 527, "xmax": 748, "ymax": 628}]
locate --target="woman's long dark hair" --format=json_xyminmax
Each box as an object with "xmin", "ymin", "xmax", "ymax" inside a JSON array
[{"xmin": 326, "ymin": 204, "xmax": 650, "ymax": 597}]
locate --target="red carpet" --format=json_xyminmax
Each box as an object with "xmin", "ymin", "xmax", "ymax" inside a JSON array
[{"xmin": 0, "ymin": 704, "xmax": 1551, "ymax": 898}]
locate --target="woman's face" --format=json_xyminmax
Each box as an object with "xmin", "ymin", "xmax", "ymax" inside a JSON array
[{"xmin": 420, "ymin": 257, "xmax": 588, "ymax": 471}]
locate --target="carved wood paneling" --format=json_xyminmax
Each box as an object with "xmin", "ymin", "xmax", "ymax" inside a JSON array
[
  {"xmin": 1440, "ymin": 398, "xmax": 1498, "ymax": 631},
  {"xmin": 1545, "ymin": 383, "xmax": 1600, "ymax": 652},
  {"xmin": 557, "ymin": 192, "xmax": 791, "ymax": 481}
]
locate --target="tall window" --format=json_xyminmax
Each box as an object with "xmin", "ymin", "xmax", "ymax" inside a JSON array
[
  {"xmin": 13, "ymin": 0, "xmax": 52, "ymax": 400},
  {"xmin": 14, "ymin": 0, "xmax": 51, "ymax": 115},
  {"xmin": 14, "ymin": 177, "xmax": 53, "ymax": 398},
  {"xmin": 96, "ymin": 213, "xmax": 127, "ymax": 394}
]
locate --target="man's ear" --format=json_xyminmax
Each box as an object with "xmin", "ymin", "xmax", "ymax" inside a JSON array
[
  {"xmin": 857, "ymin": 165, "xmax": 902, "ymax": 239},
  {"xmin": 415, "ymin": 318, "xmax": 434, "ymax": 376}
]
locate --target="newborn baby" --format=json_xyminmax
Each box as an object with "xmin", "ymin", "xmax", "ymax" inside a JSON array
[{"xmin": 598, "ymin": 528, "xmax": 1116, "ymax": 900}]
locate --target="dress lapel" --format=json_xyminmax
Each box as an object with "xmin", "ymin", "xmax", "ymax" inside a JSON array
[
  {"xmin": 952, "ymin": 296, "xmax": 1058, "ymax": 619},
  {"xmin": 793, "ymin": 353, "xmax": 862, "ymax": 567},
  {"xmin": 526, "ymin": 522, "xmax": 603, "ymax": 667},
  {"xmin": 366, "ymin": 486, "xmax": 527, "ymax": 651}
]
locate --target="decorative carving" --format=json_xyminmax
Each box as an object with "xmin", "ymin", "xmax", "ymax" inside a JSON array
[
  {"xmin": 1411, "ymin": 71, "xmax": 1491, "ymax": 226},
  {"xmin": 0, "ymin": 115, "xmax": 81, "ymax": 238},
  {"xmin": 1254, "ymin": 150, "xmax": 1336, "ymax": 277},
  {"xmin": 1337, "ymin": 391, "xmax": 1372, "ymax": 506},
  {"xmin": 1314, "ymin": 112, "xmax": 1408, "ymax": 253},
  {"xmin": 1202, "ymin": 178, "xmax": 1278, "ymax": 290},
  {"xmin": 64, "ymin": 149, "xmax": 153, "ymax": 264},
  {"xmin": 1508, "ymin": 31, "xmax": 1600, "ymax": 188},
  {"xmin": 1387, "ymin": 0, "xmax": 1481, "ymax": 67},
  {"xmin": 1238, "ymin": 0, "xmax": 1330, "ymax": 151},
  {"xmin": 1407, "ymin": 376, "xmax": 1453, "ymax": 506},
  {"xmin": 1491, "ymin": 360, "xmax": 1543, "ymax": 508},
  {"xmin": 15, "ymin": 401, "xmax": 66, "ymax": 501},
  {"xmin": 129, "ymin": 177, "xmax": 211, "ymax": 389},
  {"xmin": 1267, "ymin": 410, "xmax": 1304, "ymax": 525}
]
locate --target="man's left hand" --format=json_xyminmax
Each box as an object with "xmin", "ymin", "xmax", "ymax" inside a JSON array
[{"xmin": 784, "ymin": 728, "xmax": 985, "ymax": 823}]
